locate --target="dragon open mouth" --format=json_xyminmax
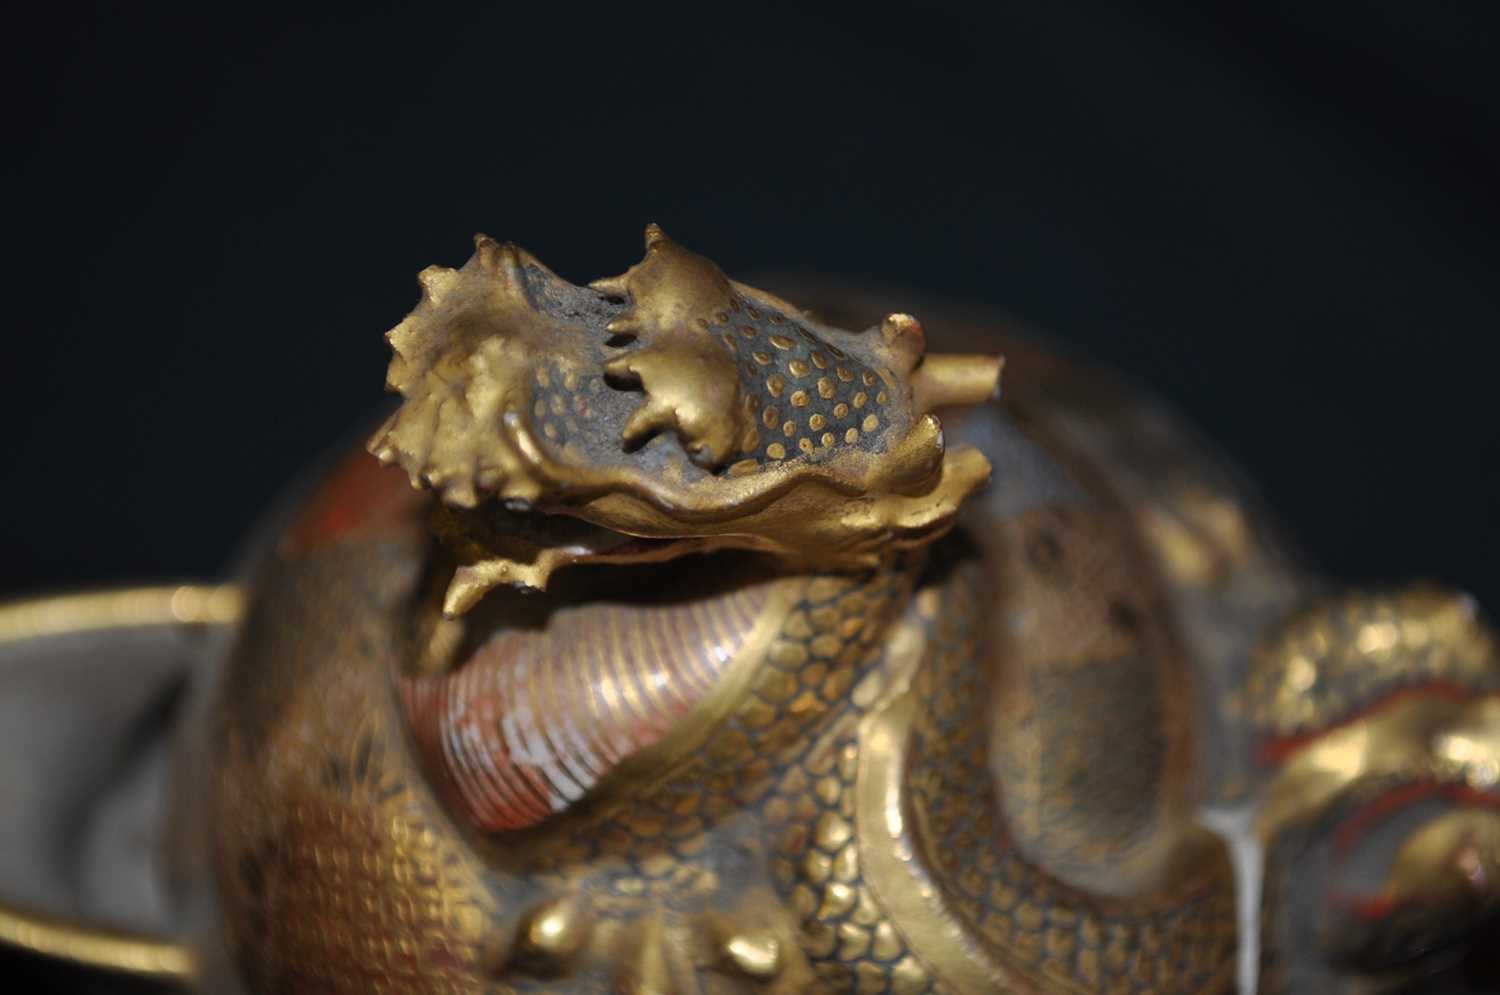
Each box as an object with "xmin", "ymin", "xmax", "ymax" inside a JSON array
[
  {"xmin": 373, "ymin": 224, "xmax": 1001, "ymax": 832},
  {"xmin": 401, "ymin": 553, "xmax": 788, "ymax": 832}
]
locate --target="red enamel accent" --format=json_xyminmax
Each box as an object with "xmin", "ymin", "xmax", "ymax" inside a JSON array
[
  {"xmin": 1344, "ymin": 894, "xmax": 1397, "ymax": 922},
  {"xmin": 1256, "ymin": 681, "xmax": 1486, "ymax": 766},
  {"xmin": 282, "ymin": 448, "xmax": 424, "ymax": 555},
  {"xmin": 1335, "ymin": 782, "xmax": 1500, "ymax": 855}
]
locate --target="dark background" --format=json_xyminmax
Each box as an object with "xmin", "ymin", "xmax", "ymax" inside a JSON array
[
  {"xmin": 3, "ymin": 1, "xmax": 1499, "ymax": 991},
  {"xmin": 4, "ymin": 2, "xmax": 1498, "ymax": 605}
]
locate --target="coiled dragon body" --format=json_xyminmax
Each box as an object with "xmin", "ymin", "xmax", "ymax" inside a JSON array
[{"xmin": 198, "ymin": 228, "xmax": 1500, "ymax": 994}]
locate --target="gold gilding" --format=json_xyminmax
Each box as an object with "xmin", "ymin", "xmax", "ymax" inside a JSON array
[{"xmin": 369, "ymin": 225, "xmax": 1001, "ymax": 615}]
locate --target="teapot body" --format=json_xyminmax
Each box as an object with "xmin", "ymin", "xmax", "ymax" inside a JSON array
[{"xmin": 170, "ymin": 294, "xmax": 1496, "ymax": 995}]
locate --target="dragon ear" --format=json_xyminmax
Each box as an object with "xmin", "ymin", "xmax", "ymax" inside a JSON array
[
  {"xmin": 591, "ymin": 224, "xmax": 674, "ymax": 300},
  {"xmin": 470, "ymin": 233, "xmax": 528, "ymax": 287},
  {"xmin": 643, "ymin": 222, "xmax": 670, "ymax": 250},
  {"xmin": 878, "ymin": 313, "xmax": 926, "ymax": 375}
]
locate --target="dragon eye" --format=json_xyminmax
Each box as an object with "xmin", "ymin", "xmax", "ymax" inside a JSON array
[{"xmin": 400, "ymin": 557, "xmax": 777, "ymax": 831}]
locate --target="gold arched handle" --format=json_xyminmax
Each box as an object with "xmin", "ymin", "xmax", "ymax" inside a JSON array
[{"xmin": 0, "ymin": 903, "xmax": 197, "ymax": 982}]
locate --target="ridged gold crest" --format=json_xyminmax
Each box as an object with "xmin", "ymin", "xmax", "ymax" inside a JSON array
[{"xmin": 369, "ymin": 224, "xmax": 1002, "ymax": 614}]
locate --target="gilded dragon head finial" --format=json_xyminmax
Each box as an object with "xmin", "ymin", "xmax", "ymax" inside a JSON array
[{"xmin": 370, "ymin": 224, "xmax": 1002, "ymax": 614}]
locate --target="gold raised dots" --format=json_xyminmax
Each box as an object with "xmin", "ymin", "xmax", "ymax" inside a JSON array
[
  {"xmin": 721, "ymin": 931, "xmax": 782, "ymax": 979},
  {"xmin": 739, "ymin": 325, "xmax": 757, "ymax": 339},
  {"xmin": 782, "ymin": 420, "xmax": 796, "ymax": 437},
  {"xmin": 767, "ymin": 374, "xmax": 785, "ymax": 397},
  {"xmin": 810, "ymin": 351, "xmax": 828, "ymax": 369},
  {"xmin": 836, "ymin": 366, "xmax": 854, "ymax": 382},
  {"xmin": 872, "ymin": 922, "xmax": 902, "ymax": 961},
  {"xmin": 817, "ymin": 377, "xmax": 835, "ymax": 399},
  {"xmin": 533, "ymin": 399, "xmax": 546, "ymax": 418},
  {"xmin": 862, "ymin": 414, "xmax": 879, "ymax": 432},
  {"xmin": 838, "ymin": 922, "xmax": 871, "ymax": 961},
  {"xmin": 729, "ymin": 459, "xmax": 760, "ymax": 477},
  {"xmin": 799, "ymin": 437, "xmax": 815, "ymax": 454},
  {"xmin": 890, "ymin": 957, "xmax": 929, "ymax": 994},
  {"xmin": 790, "ymin": 390, "xmax": 809, "ymax": 408},
  {"xmin": 853, "ymin": 391, "xmax": 867, "ymax": 408},
  {"xmin": 862, "ymin": 371, "xmax": 878, "ymax": 386},
  {"xmin": 744, "ymin": 305, "xmax": 761, "ymax": 320},
  {"xmin": 752, "ymin": 350, "xmax": 772, "ymax": 365},
  {"xmin": 808, "ymin": 413, "xmax": 827, "ymax": 431},
  {"xmin": 721, "ymin": 333, "xmax": 737, "ymax": 351},
  {"xmin": 788, "ymin": 358, "xmax": 810, "ymax": 377},
  {"xmin": 821, "ymin": 432, "xmax": 835, "ymax": 447},
  {"xmin": 769, "ymin": 334, "xmax": 794, "ymax": 350},
  {"xmin": 805, "ymin": 923, "xmax": 837, "ymax": 960},
  {"xmin": 818, "ymin": 882, "xmax": 857, "ymax": 919},
  {"xmin": 814, "ymin": 812, "xmax": 853, "ymax": 849},
  {"xmin": 766, "ymin": 442, "xmax": 786, "ymax": 460},
  {"xmin": 515, "ymin": 893, "xmax": 593, "ymax": 966},
  {"xmin": 845, "ymin": 427, "xmax": 859, "ymax": 444},
  {"xmin": 833, "ymin": 402, "xmax": 849, "ymax": 418}
]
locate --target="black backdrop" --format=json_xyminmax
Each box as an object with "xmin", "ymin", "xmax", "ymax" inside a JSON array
[
  {"xmin": 6, "ymin": 2, "xmax": 1498, "ymax": 605},
  {"xmin": 3, "ymin": 2, "xmax": 1500, "ymax": 989}
]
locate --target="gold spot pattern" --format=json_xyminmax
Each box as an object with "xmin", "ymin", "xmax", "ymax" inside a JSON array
[
  {"xmin": 702, "ymin": 297, "xmax": 903, "ymax": 468},
  {"xmin": 767, "ymin": 442, "xmax": 786, "ymax": 460}
]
